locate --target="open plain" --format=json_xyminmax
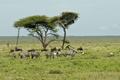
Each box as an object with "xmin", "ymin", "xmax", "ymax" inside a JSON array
[{"xmin": 0, "ymin": 36, "xmax": 120, "ymax": 80}]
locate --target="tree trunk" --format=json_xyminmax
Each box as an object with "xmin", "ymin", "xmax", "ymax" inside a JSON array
[
  {"xmin": 41, "ymin": 43, "xmax": 48, "ymax": 51},
  {"xmin": 62, "ymin": 28, "xmax": 66, "ymax": 49},
  {"xmin": 16, "ymin": 28, "xmax": 20, "ymax": 47},
  {"xmin": 43, "ymin": 43, "xmax": 47, "ymax": 50}
]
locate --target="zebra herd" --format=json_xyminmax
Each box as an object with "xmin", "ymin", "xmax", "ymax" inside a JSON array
[
  {"xmin": 12, "ymin": 50, "xmax": 40, "ymax": 59},
  {"xmin": 11, "ymin": 48, "xmax": 79, "ymax": 59}
]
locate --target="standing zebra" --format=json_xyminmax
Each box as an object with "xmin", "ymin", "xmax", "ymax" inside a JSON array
[
  {"xmin": 46, "ymin": 51, "xmax": 54, "ymax": 59},
  {"xmin": 19, "ymin": 51, "xmax": 30, "ymax": 59},
  {"xmin": 12, "ymin": 52, "xmax": 16, "ymax": 58},
  {"xmin": 31, "ymin": 51, "xmax": 40, "ymax": 59},
  {"xmin": 64, "ymin": 49, "xmax": 76, "ymax": 57},
  {"xmin": 56, "ymin": 51, "xmax": 62, "ymax": 57}
]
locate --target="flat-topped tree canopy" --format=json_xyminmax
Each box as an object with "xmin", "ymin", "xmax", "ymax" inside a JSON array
[
  {"xmin": 60, "ymin": 12, "xmax": 79, "ymax": 28},
  {"xmin": 49, "ymin": 12, "xmax": 79, "ymax": 29},
  {"xmin": 13, "ymin": 15, "xmax": 59, "ymax": 49},
  {"xmin": 14, "ymin": 15, "xmax": 57, "ymax": 30}
]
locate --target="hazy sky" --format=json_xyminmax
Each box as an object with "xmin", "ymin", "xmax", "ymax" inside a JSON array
[{"xmin": 0, "ymin": 0, "xmax": 120, "ymax": 36}]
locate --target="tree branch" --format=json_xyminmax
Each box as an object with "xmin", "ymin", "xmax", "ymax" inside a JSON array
[
  {"xmin": 36, "ymin": 31, "xmax": 43, "ymax": 41},
  {"xmin": 59, "ymin": 22, "xmax": 65, "ymax": 29},
  {"xmin": 29, "ymin": 34, "xmax": 42, "ymax": 42},
  {"xmin": 27, "ymin": 29, "xmax": 42, "ymax": 42},
  {"xmin": 47, "ymin": 39, "xmax": 55, "ymax": 46}
]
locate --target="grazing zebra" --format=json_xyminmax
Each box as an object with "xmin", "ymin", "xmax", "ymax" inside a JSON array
[
  {"xmin": 19, "ymin": 52, "xmax": 30, "ymax": 59},
  {"xmin": 31, "ymin": 51, "xmax": 40, "ymax": 59},
  {"xmin": 12, "ymin": 52, "xmax": 16, "ymax": 58},
  {"xmin": 46, "ymin": 51, "xmax": 54, "ymax": 59},
  {"xmin": 64, "ymin": 49, "xmax": 76, "ymax": 57},
  {"xmin": 56, "ymin": 51, "xmax": 62, "ymax": 57}
]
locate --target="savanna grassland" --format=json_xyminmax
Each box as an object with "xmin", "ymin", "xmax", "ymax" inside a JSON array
[{"xmin": 0, "ymin": 36, "xmax": 120, "ymax": 80}]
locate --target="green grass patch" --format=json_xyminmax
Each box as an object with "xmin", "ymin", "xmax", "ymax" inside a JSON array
[{"xmin": 0, "ymin": 38, "xmax": 120, "ymax": 80}]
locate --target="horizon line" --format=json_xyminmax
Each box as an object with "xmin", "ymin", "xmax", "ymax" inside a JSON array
[{"xmin": 0, "ymin": 35, "xmax": 120, "ymax": 37}]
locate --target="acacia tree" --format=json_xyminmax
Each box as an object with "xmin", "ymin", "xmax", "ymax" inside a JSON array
[
  {"xmin": 14, "ymin": 15, "xmax": 58, "ymax": 49},
  {"xmin": 51, "ymin": 12, "xmax": 79, "ymax": 49}
]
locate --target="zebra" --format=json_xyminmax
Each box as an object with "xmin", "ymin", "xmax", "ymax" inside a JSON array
[
  {"xmin": 12, "ymin": 52, "xmax": 16, "ymax": 58},
  {"xmin": 31, "ymin": 51, "xmax": 40, "ymax": 59},
  {"xmin": 64, "ymin": 49, "xmax": 76, "ymax": 57},
  {"xmin": 56, "ymin": 51, "xmax": 62, "ymax": 57},
  {"xmin": 19, "ymin": 51, "xmax": 30, "ymax": 59},
  {"xmin": 46, "ymin": 51, "xmax": 54, "ymax": 59}
]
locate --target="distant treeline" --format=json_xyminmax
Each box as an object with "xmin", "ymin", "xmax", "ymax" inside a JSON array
[{"xmin": 0, "ymin": 36, "xmax": 120, "ymax": 41}]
